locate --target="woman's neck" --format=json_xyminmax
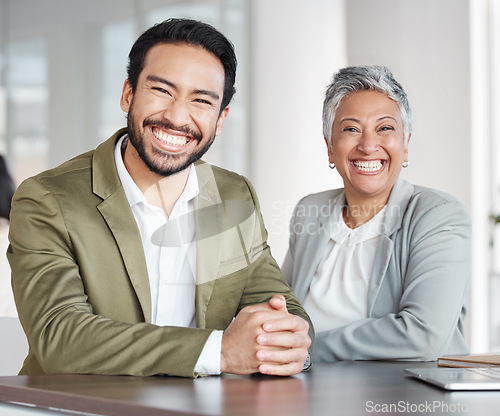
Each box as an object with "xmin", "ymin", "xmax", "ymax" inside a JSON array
[{"xmin": 343, "ymin": 195, "xmax": 388, "ymax": 229}]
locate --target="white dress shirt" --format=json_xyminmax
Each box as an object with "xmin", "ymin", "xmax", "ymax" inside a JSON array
[
  {"xmin": 115, "ymin": 135, "xmax": 222, "ymax": 375},
  {"xmin": 303, "ymin": 206, "xmax": 386, "ymax": 333}
]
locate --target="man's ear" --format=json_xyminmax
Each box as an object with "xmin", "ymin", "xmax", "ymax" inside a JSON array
[
  {"xmin": 215, "ymin": 106, "xmax": 230, "ymax": 136},
  {"xmin": 120, "ymin": 79, "xmax": 133, "ymax": 113}
]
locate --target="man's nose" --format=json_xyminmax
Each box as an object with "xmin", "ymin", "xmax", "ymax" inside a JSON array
[{"xmin": 163, "ymin": 99, "xmax": 191, "ymax": 126}]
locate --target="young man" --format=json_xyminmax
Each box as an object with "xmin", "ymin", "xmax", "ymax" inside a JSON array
[{"xmin": 8, "ymin": 18, "xmax": 312, "ymax": 378}]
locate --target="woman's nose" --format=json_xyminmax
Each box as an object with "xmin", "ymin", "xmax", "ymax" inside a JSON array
[{"xmin": 357, "ymin": 131, "xmax": 379, "ymax": 154}]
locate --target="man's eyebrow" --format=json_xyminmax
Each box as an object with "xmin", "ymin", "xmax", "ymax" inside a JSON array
[
  {"xmin": 193, "ymin": 89, "xmax": 220, "ymax": 101},
  {"xmin": 146, "ymin": 75, "xmax": 176, "ymax": 88},
  {"xmin": 146, "ymin": 75, "xmax": 220, "ymax": 101}
]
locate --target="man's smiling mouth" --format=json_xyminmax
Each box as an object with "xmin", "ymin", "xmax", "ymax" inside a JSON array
[{"xmin": 152, "ymin": 127, "xmax": 191, "ymax": 147}]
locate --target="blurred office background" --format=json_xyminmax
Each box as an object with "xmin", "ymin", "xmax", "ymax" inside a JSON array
[{"xmin": 0, "ymin": 0, "xmax": 499, "ymax": 373}]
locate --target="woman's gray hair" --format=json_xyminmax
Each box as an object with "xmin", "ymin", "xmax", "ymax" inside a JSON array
[{"xmin": 322, "ymin": 65, "xmax": 412, "ymax": 145}]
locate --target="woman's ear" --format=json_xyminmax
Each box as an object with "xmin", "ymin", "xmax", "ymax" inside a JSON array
[
  {"xmin": 324, "ymin": 137, "xmax": 334, "ymax": 163},
  {"xmin": 404, "ymin": 133, "xmax": 411, "ymax": 160}
]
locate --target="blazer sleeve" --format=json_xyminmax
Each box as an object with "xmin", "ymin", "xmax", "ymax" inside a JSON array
[
  {"xmin": 313, "ymin": 199, "xmax": 471, "ymax": 361},
  {"xmin": 235, "ymin": 177, "xmax": 314, "ymax": 343},
  {"xmin": 8, "ymin": 177, "xmax": 212, "ymax": 377},
  {"xmin": 281, "ymin": 195, "xmax": 305, "ymax": 288}
]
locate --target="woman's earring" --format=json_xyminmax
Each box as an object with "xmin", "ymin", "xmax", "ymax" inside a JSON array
[
  {"xmin": 329, "ymin": 163, "xmax": 336, "ymax": 170},
  {"xmin": 402, "ymin": 161, "xmax": 409, "ymax": 168}
]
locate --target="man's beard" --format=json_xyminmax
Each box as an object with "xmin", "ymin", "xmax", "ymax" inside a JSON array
[{"xmin": 126, "ymin": 103, "xmax": 216, "ymax": 177}]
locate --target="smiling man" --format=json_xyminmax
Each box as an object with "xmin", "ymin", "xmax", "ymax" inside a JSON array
[{"xmin": 8, "ymin": 18, "xmax": 312, "ymax": 378}]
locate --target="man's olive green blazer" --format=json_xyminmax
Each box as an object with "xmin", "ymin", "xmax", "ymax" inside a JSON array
[{"xmin": 8, "ymin": 129, "xmax": 312, "ymax": 377}]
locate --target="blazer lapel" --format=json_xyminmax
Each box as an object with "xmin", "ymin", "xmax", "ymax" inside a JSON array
[
  {"xmin": 367, "ymin": 178, "xmax": 414, "ymax": 315},
  {"xmin": 192, "ymin": 161, "xmax": 224, "ymax": 328},
  {"xmin": 367, "ymin": 235, "xmax": 394, "ymax": 315},
  {"xmin": 92, "ymin": 130, "xmax": 152, "ymax": 323},
  {"xmin": 293, "ymin": 193, "xmax": 343, "ymax": 301}
]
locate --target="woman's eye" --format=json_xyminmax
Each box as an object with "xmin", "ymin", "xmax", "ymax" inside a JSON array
[
  {"xmin": 343, "ymin": 127, "xmax": 358, "ymax": 132},
  {"xmin": 380, "ymin": 126, "xmax": 394, "ymax": 131}
]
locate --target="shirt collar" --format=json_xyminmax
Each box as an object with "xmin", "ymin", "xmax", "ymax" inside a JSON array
[
  {"xmin": 114, "ymin": 134, "xmax": 199, "ymax": 209},
  {"xmin": 325, "ymin": 190, "xmax": 387, "ymax": 245},
  {"xmin": 344, "ymin": 205, "xmax": 387, "ymax": 244},
  {"xmin": 179, "ymin": 160, "xmax": 199, "ymax": 203}
]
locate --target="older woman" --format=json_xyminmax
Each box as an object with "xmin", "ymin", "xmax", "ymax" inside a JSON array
[{"xmin": 282, "ymin": 65, "xmax": 470, "ymax": 362}]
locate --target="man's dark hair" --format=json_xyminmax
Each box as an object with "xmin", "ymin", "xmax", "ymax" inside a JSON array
[{"xmin": 127, "ymin": 18, "xmax": 237, "ymax": 111}]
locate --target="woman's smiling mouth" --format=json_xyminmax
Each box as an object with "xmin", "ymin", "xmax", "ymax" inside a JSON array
[{"xmin": 352, "ymin": 160, "xmax": 385, "ymax": 172}]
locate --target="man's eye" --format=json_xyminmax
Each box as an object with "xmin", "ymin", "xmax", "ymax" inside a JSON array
[
  {"xmin": 194, "ymin": 98, "xmax": 212, "ymax": 105},
  {"xmin": 153, "ymin": 87, "xmax": 168, "ymax": 94}
]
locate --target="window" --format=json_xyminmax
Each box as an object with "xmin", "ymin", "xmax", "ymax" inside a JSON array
[
  {"xmin": 4, "ymin": 38, "xmax": 48, "ymax": 183},
  {"xmin": 0, "ymin": 0, "xmax": 249, "ymax": 183}
]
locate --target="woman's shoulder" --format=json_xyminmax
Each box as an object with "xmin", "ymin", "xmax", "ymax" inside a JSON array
[
  {"xmin": 392, "ymin": 178, "xmax": 466, "ymax": 212},
  {"xmin": 408, "ymin": 183, "xmax": 467, "ymax": 213},
  {"xmin": 395, "ymin": 180, "xmax": 470, "ymax": 230}
]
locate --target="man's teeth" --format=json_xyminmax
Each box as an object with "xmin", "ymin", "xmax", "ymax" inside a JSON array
[
  {"xmin": 353, "ymin": 160, "xmax": 383, "ymax": 172},
  {"xmin": 153, "ymin": 129, "xmax": 189, "ymax": 146}
]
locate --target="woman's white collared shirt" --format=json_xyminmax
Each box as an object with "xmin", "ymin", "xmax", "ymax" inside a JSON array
[{"xmin": 303, "ymin": 205, "xmax": 387, "ymax": 332}]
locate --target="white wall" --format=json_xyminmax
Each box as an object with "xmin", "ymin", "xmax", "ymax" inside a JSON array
[
  {"xmin": 345, "ymin": 0, "xmax": 471, "ymax": 211},
  {"xmin": 249, "ymin": 0, "xmax": 347, "ymax": 264},
  {"xmin": 0, "ymin": 318, "xmax": 28, "ymax": 375}
]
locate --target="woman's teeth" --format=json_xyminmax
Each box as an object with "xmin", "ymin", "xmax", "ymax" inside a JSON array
[{"xmin": 353, "ymin": 160, "xmax": 383, "ymax": 172}]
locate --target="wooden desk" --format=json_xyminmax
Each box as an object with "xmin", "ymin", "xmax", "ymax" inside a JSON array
[{"xmin": 1, "ymin": 361, "xmax": 499, "ymax": 415}]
